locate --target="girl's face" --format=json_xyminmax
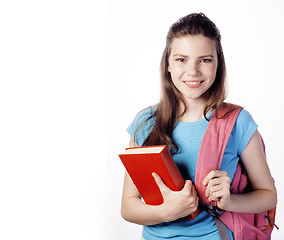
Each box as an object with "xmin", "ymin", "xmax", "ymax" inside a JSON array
[{"xmin": 168, "ymin": 34, "xmax": 218, "ymax": 105}]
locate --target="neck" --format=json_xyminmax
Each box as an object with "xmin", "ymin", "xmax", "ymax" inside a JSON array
[{"xmin": 178, "ymin": 98, "xmax": 209, "ymax": 123}]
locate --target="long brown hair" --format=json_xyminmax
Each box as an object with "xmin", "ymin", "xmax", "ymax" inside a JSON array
[{"xmin": 135, "ymin": 13, "xmax": 227, "ymax": 153}]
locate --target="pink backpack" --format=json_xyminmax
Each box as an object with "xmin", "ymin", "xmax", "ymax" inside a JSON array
[{"xmin": 195, "ymin": 103, "xmax": 278, "ymax": 240}]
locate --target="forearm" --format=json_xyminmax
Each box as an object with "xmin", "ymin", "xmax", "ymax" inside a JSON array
[
  {"xmin": 227, "ymin": 189, "xmax": 277, "ymax": 213},
  {"xmin": 121, "ymin": 196, "xmax": 164, "ymax": 226},
  {"xmin": 121, "ymin": 168, "xmax": 199, "ymax": 225}
]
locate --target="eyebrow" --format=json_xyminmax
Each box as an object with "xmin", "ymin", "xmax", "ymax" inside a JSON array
[{"xmin": 173, "ymin": 54, "xmax": 214, "ymax": 58}]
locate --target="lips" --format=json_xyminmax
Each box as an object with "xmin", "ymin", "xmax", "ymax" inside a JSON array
[{"xmin": 184, "ymin": 81, "xmax": 205, "ymax": 88}]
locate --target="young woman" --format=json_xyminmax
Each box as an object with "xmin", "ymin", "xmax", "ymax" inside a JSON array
[{"xmin": 121, "ymin": 13, "xmax": 277, "ymax": 240}]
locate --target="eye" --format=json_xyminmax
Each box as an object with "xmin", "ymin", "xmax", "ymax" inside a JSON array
[
  {"xmin": 176, "ymin": 58, "xmax": 186, "ymax": 62},
  {"xmin": 201, "ymin": 58, "xmax": 212, "ymax": 63}
]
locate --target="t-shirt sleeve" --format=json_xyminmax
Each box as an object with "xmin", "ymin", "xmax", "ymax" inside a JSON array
[
  {"xmin": 232, "ymin": 109, "xmax": 258, "ymax": 155},
  {"xmin": 127, "ymin": 107, "xmax": 156, "ymax": 147}
]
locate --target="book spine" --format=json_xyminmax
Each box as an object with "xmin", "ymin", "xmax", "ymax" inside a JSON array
[{"xmin": 160, "ymin": 147, "xmax": 184, "ymax": 191}]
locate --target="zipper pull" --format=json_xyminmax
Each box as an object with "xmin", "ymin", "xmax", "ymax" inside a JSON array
[{"xmin": 265, "ymin": 215, "xmax": 279, "ymax": 230}]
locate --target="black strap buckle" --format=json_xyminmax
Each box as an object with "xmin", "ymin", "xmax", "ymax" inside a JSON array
[{"xmin": 203, "ymin": 205, "xmax": 225, "ymax": 218}]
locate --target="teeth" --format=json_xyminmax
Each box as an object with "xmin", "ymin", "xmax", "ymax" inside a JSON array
[{"xmin": 185, "ymin": 81, "xmax": 202, "ymax": 85}]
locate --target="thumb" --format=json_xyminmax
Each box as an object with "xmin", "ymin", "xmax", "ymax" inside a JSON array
[
  {"xmin": 182, "ymin": 180, "xmax": 193, "ymax": 192},
  {"xmin": 152, "ymin": 172, "xmax": 170, "ymax": 193}
]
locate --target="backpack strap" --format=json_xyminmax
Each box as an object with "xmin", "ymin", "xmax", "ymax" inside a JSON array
[
  {"xmin": 194, "ymin": 103, "xmax": 277, "ymax": 239},
  {"xmin": 195, "ymin": 103, "xmax": 242, "ymax": 205},
  {"xmin": 194, "ymin": 103, "xmax": 242, "ymax": 240},
  {"xmin": 214, "ymin": 216, "xmax": 230, "ymax": 240}
]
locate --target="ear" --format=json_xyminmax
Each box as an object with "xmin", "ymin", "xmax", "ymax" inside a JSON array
[{"xmin": 168, "ymin": 67, "xmax": 171, "ymax": 72}]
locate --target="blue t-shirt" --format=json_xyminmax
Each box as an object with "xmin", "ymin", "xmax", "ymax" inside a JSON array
[{"xmin": 127, "ymin": 106, "xmax": 258, "ymax": 240}]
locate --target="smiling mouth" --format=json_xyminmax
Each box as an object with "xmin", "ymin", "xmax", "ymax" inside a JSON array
[{"xmin": 184, "ymin": 81, "xmax": 205, "ymax": 88}]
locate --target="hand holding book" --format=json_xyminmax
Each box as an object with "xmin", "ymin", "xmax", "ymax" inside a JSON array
[
  {"xmin": 152, "ymin": 172, "xmax": 199, "ymax": 222},
  {"xmin": 119, "ymin": 145, "xmax": 199, "ymax": 221}
]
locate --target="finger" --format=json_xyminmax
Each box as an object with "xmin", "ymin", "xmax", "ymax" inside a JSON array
[
  {"xmin": 210, "ymin": 183, "xmax": 225, "ymax": 193},
  {"xmin": 190, "ymin": 184, "xmax": 197, "ymax": 195},
  {"xmin": 209, "ymin": 188, "xmax": 229, "ymax": 201},
  {"xmin": 192, "ymin": 184, "xmax": 199, "ymax": 198},
  {"xmin": 181, "ymin": 180, "xmax": 199, "ymax": 204},
  {"xmin": 205, "ymin": 176, "xmax": 230, "ymax": 197},
  {"xmin": 202, "ymin": 170, "xmax": 228, "ymax": 186},
  {"xmin": 203, "ymin": 170, "xmax": 228, "ymax": 186},
  {"xmin": 189, "ymin": 183, "xmax": 199, "ymax": 205},
  {"xmin": 191, "ymin": 186, "xmax": 199, "ymax": 204},
  {"xmin": 207, "ymin": 183, "xmax": 227, "ymax": 199},
  {"xmin": 182, "ymin": 180, "xmax": 193, "ymax": 192},
  {"xmin": 208, "ymin": 179, "xmax": 230, "ymax": 200},
  {"xmin": 152, "ymin": 172, "xmax": 170, "ymax": 193},
  {"xmin": 183, "ymin": 180, "xmax": 199, "ymax": 199}
]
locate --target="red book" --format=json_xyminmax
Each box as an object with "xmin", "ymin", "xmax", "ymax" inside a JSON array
[{"xmin": 119, "ymin": 145, "xmax": 199, "ymax": 220}]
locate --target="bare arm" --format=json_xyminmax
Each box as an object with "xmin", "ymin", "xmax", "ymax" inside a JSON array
[
  {"xmin": 121, "ymin": 138, "xmax": 199, "ymax": 225},
  {"xmin": 203, "ymin": 130, "xmax": 277, "ymax": 213},
  {"xmin": 121, "ymin": 171, "xmax": 164, "ymax": 225}
]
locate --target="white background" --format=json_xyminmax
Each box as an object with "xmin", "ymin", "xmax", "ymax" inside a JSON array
[
  {"xmin": 108, "ymin": 0, "xmax": 284, "ymax": 239},
  {"xmin": 0, "ymin": 0, "xmax": 107, "ymax": 239}
]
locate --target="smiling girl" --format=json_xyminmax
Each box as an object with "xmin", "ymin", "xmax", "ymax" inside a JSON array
[{"xmin": 121, "ymin": 13, "xmax": 277, "ymax": 240}]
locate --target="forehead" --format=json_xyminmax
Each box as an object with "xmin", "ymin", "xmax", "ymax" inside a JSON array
[{"xmin": 170, "ymin": 35, "xmax": 217, "ymax": 57}]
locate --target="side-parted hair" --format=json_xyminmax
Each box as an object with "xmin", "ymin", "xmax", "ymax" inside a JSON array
[{"xmin": 135, "ymin": 13, "xmax": 227, "ymax": 153}]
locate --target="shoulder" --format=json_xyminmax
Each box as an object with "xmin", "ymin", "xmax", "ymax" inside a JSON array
[
  {"xmin": 233, "ymin": 108, "xmax": 258, "ymax": 155},
  {"xmin": 235, "ymin": 109, "xmax": 258, "ymax": 136},
  {"xmin": 130, "ymin": 105, "xmax": 157, "ymax": 130},
  {"xmin": 127, "ymin": 105, "xmax": 157, "ymax": 146},
  {"xmin": 236, "ymin": 108, "xmax": 255, "ymax": 125},
  {"xmin": 134, "ymin": 106, "xmax": 156, "ymax": 122}
]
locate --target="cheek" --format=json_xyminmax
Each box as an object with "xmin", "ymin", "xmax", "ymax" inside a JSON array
[
  {"xmin": 170, "ymin": 73, "xmax": 178, "ymax": 88},
  {"xmin": 205, "ymin": 65, "xmax": 218, "ymax": 81},
  {"xmin": 170, "ymin": 71, "xmax": 183, "ymax": 87},
  {"xmin": 169, "ymin": 66, "xmax": 184, "ymax": 80},
  {"xmin": 169, "ymin": 72, "xmax": 183, "ymax": 92}
]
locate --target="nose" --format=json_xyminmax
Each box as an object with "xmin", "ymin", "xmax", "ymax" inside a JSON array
[{"xmin": 186, "ymin": 61, "xmax": 200, "ymax": 77}]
